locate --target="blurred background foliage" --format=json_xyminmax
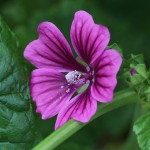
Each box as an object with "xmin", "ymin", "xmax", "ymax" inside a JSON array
[{"xmin": 0, "ymin": 0, "xmax": 149, "ymax": 149}]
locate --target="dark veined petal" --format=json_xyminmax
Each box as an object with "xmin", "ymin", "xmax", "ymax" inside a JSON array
[
  {"xmin": 24, "ymin": 22, "xmax": 85, "ymax": 72},
  {"xmin": 30, "ymin": 68, "xmax": 81, "ymax": 119},
  {"xmin": 55, "ymin": 88, "xmax": 97, "ymax": 130},
  {"xmin": 91, "ymin": 49, "xmax": 122, "ymax": 103},
  {"xmin": 71, "ymin": 10, "xmax": 110, "ymax": 65}
]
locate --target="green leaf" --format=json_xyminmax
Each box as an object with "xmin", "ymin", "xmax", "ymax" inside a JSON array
[
  {"xmin": 133, "ymin": 112, "xmax": 150, "ymax": 150},
  {"xmin": 135, "ymin": 64, "xmax": 148, "ymax": 79},
  {"xmin": 0, "ymin": 17, "xmax": 41, "ymax": 149},
  {"xmin": 131, "ymin": 54, "xmax": 145, "ymax": 65},
  {"xmin": 107, "ymin": 43, "xmax": 123, "ymax": 56}
]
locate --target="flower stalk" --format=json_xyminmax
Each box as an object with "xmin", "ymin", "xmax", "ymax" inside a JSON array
[{"xmin": 33, "ymin": 88, "xmax": 139, "ymax": 150}]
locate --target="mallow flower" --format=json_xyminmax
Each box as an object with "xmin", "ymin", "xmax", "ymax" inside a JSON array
[{"xmin": 24, "ymin": 10, "xmax": 122, "ymax": 130}]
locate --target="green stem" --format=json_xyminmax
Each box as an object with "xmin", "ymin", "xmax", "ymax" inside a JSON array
[{"xmin": 33, "ymin": 88, "xmax": 139, "ymax": 150}]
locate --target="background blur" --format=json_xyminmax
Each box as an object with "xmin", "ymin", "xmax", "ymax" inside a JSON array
[{"xmin": 0, "ymin": 0, "xmax": 149, "ymax": 149}]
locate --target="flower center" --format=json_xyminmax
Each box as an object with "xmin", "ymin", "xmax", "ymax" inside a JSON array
[
  {"xmin": 65, "ymin": 70, "xmax": 85, "ymax": 85},
  {"xmin": 63, "ymin": 68, "xmax": 95, "ymax": 93}
]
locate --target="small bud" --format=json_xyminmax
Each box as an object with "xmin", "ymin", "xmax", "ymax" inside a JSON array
[
  {"xmin": 130, "ymin": 68, "xmax": 137, "ymax": 75},
  {"xmin": 123, "ymin": 54, "xmax": 150, "ymax": 104}
]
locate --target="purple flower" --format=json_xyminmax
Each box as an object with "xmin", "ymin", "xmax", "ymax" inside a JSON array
[{"xmin": 24, "ymin": 10, "xmax": 122, "ymax": 130}]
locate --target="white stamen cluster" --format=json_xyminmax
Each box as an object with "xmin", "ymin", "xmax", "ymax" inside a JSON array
[{"xmin": 65, "ymin": 70, "xmax": 84, "ymax": 85}]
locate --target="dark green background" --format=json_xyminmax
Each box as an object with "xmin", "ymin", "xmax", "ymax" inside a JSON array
[{"xmin": 0, "ymin": 0, "xmax": 149, "ymax": 149}]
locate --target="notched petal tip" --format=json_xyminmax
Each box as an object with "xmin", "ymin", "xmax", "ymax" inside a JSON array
[
  {"xmin": 23, "ymin": 40, "xmax": 35, "ymax": 61},
  {"xmin": 74, "ymin": 10, "xmax": 93, "ymax": 20},
  {"xmin": 37, "ymin": 21, "xmax": 51, "ymax": 31},
  {"xmin": 37, "ymin": 21, "xmax": 57, "ymax": 36}
]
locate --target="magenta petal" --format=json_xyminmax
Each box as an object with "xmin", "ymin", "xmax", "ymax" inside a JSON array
[
  {"xmin": 55, "ymin": 88, "xmax": 97, "ymax": 130},
  {"xmin": 71, "ymin": 10, "xmax": 110, "ymax": 65},
  {"xmin": 30, "ymin": 68, "xmax": 80, "ymax": 119},
  {"xmin": 91, "ymin": 49, "xmax": 122, "ymax": 103},
  {"xmin": 24, "ymin": 22, "xmax": 85, "ymax": 72}
]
